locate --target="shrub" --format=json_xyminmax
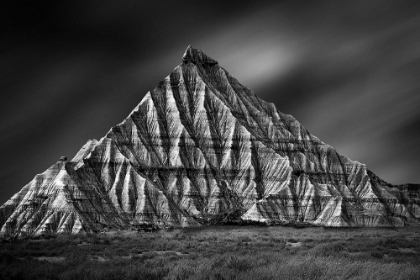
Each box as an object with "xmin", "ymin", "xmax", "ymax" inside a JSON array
[{"xmin": 311, "ymin": 241, "xmax": 346, "ymax": 257}]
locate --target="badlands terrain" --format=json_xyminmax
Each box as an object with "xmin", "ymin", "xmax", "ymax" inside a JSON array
[{"xmin": 1, "ymin": 46, "xmax": 419, "ymax": 239}]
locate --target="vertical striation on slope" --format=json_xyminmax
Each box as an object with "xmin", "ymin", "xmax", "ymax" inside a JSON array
[{"xmin": 1, "ymin": 46, "xmax": 419, "ymax": 238}]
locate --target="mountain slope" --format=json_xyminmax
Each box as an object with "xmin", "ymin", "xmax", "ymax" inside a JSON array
[{"xmin": 1, "ymin": 46, "xmax": 419, "ymax": 238}]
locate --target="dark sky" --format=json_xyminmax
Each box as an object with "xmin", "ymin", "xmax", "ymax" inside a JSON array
[{"xmin": 1, "ymin": 1, "xmax": 420, "ymax": 204}]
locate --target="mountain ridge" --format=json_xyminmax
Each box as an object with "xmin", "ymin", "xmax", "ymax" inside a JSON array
[{"xmin": 1, "ymin": 46, "xmax": 419, "ymax": 238}]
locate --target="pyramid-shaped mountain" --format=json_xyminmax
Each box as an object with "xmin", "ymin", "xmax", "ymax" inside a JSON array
[{"xmin": 1, "ymin": 46, "xmax": 419, "ymax": 238}]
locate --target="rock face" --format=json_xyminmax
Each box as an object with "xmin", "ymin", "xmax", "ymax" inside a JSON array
[{"xmin": 1, "ymin": 46, "xmax": 419, "ymax": 237}]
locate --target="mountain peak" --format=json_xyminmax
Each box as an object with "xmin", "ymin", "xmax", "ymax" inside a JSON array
[{"xmin": 182, "ymin": 45, "xmax": 218, "ymax": 66}]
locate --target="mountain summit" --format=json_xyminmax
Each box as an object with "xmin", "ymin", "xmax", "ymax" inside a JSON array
[{"xmin": 1, "ymin": 46, "xmax": 419, "ymax": 238}]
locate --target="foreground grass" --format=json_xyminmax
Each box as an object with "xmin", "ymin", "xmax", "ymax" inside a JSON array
[{"xmin": 1, "ymin": 226, "xmax": 420, "ymax": 280}]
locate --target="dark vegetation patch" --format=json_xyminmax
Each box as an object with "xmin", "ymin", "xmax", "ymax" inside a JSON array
[{"xmin": 1, "ymin": 226, "xmax": 420, "ymax": 279}]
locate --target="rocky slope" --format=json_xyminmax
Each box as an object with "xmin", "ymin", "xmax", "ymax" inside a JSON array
[{"xmin": 1, "ymin": 46, "xmax": 419, "ymax": 238}]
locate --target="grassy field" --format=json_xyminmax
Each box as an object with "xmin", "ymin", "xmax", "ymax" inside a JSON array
[{"xmin": 1, "ymin": 225, "xmax": 420, "ymax": 280}]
